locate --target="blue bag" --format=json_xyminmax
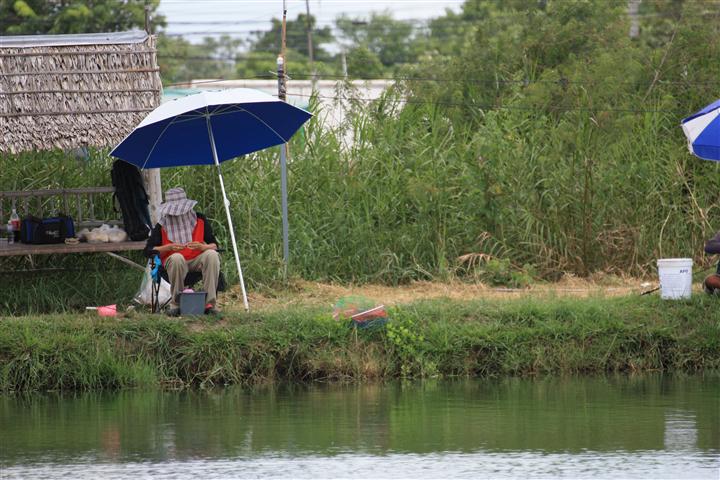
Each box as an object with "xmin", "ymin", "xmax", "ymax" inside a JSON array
[{"xmin": 20, "ymin": 215, "xmax": 75, "ymax": 244}]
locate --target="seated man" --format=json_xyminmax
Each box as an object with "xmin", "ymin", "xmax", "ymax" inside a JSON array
[
  {"xmin": 703, "ymin": 231, "xmax": 720, "ymax": 294},
  {"xmin": 145, "ymin": 187, "xmax": 221, "ymax": 315}
]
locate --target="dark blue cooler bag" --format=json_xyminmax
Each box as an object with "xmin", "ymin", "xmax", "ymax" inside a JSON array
[{"xmin": 20, "ymin": 215, "xmax": 75, "ymax": 244}]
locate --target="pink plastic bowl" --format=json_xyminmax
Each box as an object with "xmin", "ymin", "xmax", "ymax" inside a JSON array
[{"xmin": 97, "ymin": 305, "xmax": 117, "ymax": 317}]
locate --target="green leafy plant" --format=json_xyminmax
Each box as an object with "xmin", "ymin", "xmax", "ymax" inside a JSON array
[{"xmin": 385, "ymin": 310, "xmax": 436, "ymax": 377}]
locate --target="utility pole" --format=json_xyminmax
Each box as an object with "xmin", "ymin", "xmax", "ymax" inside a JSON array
[
  {"xmin": 628, "ymin": 0, "xmax": 641, "ymax": 39},
  {"xmin": 278, "ymin": 1, "xmax": 290, "ymax": 275},
  {"xmin": 144, "ymin": 2, "xmax": 151, "ymax": 34},
  {"xmin": 281, "ymin": 0, "xmax": 287, "ymax": 57},
  {"xmin": 305, "ymin": 0, "xmax": 317, "ymax": 92}
]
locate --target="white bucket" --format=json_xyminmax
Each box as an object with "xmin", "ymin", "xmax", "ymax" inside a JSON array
[{"xmin": 657, "ymin": 258, "xmax": 693, "ymax": 299}]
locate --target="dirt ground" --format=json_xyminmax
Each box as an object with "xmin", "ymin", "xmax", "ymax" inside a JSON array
[{"xmin": 219, "ymin": 274, "xmax": 657, "ymax": 313}]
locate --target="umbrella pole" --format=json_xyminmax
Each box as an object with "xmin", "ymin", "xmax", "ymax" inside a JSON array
[{"xmin": 206, "ymin": 116, "xmax": 250, "ymax": 311}]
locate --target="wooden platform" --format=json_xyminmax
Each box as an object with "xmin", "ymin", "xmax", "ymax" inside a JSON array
[{"xmin": 0, "ymin": 241, "xmax": 146, "ymax": 257}]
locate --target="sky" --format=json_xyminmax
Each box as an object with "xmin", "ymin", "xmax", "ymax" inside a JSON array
[{"xmin": 157, "ymin": 0, "xmax": 465, "ymax": 44}]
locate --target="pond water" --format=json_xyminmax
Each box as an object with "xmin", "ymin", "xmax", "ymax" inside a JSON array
[{"xmin": 1, "ymin": 375, "xmax": 718, "ymax": 479}]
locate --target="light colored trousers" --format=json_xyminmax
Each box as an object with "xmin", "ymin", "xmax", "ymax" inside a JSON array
[{"xmin": 165, "ymin": 249, "xmax": 220, "ymax": 306}]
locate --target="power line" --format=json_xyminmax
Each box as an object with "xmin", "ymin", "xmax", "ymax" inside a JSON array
[
  {"xmin": 158, "ymin": 16, "xmax": 720, "ymax": 35},
  {"xmin": 156, "ymin": 6, "xmax": 720, "ymax": 34},
  {"xmin": 156, "ymin": 20, "xmax": 720, "ymax": 41},
  {"xmin": 164, "ymin": 77, "xmax": 288, "ymax": 87},
  {"xmin": 159, "ymin": 6, "xmax": 720, "ymax": 25}
]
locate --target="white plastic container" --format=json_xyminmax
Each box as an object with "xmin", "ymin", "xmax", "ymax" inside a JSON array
[{"xmin": 657, "ymin": 258, "xmax": 693, "ymax": 299}]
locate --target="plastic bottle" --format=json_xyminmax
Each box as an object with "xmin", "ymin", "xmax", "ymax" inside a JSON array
[
  {"xmin": 10, "ymin": 208, "xmax": 20, "ymax": 243},
  {"xmin": 6, "ymin": 219, "xmax": 14, "ymax": 245}
]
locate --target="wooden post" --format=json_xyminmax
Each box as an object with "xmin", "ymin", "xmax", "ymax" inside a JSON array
[
  {"xmin": 628, "ymin": 0, "xmax": 641, "ymax": 39},
  {"xmin": 142, "ymin": 169, "xmax": 162, "ymax": 225},
  {"xmin": 281, "ymin": 1, "xmax": 287, "ymax": 58},
  {"xmin": 144, "ymin": 1, "xmax": 152, "ymax": 35},
  {"xmin": 305, "ymin": 0, "xmax": 317, "ymax": 92}
]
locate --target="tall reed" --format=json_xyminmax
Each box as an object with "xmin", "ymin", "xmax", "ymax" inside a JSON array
[{"xmin": 1, "ymin": 85, "xmax": 718, "ymax": 315}]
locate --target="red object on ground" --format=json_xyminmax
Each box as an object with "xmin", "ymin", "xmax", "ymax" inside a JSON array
[
  {"xmin": 97, "ymin": 304, "xmax": 117, "ymax": 317},
  {"xmin": 350, "ymin": 305, "xmax": 387, "ymax": 322}
]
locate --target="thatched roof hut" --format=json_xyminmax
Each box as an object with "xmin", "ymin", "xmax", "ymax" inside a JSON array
[{"xmin": 0, "ymin": 30, "xmax": 162, "ymax": 154}]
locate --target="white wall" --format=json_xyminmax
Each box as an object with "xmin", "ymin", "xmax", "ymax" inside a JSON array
[{"xmin": 171, "ymin": 79, "xmax": 395, "ymax": 133}]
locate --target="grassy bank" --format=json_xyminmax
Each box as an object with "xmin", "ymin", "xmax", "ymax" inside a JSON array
[{"xmin": 1, "ymin": 294, "xmax": 718, "ymax": 393}]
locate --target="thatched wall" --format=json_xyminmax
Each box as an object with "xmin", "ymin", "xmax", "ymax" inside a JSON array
[{"xmin": 0, "ymin": 31, "xmax": 162, "ymax": 154}]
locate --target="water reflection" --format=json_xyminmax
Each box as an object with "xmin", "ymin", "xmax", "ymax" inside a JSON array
[
  {"xmin": 664, "ymin": 410, "xmax": 699, "ymax": 451},
  {"xmin": 1, "ymin": 375, "xmax": 718, "ymax": 474}
]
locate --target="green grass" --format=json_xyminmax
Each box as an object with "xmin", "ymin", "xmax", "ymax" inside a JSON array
[
  {"xmin": 0, "ymin": 263, "xmax": 143, "ymax": 316},
  {"xmin": 1, "ymin": 294, "xmax": 718, "ymax": 393}
]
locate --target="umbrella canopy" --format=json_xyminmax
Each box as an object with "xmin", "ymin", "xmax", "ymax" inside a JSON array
[
  {"xmin": 111, "ymin": 88, "xmax": 312, "ymax": 168},
  {"xmin": 110, "ymin": 88, "xmax": 313, "ymax": 311},
  {"xmin": 682, "ymin": 99, "xmax": 720, "ymax": 161}
]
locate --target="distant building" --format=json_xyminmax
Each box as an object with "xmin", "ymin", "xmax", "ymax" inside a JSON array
[{"xmin": 163, "ymin": 79, "xmax": 396, "ymax": 133}]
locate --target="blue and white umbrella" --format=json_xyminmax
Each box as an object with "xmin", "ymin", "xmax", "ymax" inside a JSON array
[
  {"xmin": 682, "ymin": 99, "xmax": 720, "ymax": 161},
  {"xmin": 111, "ymin": 88, "xmax": 313, "ymax": 310}
]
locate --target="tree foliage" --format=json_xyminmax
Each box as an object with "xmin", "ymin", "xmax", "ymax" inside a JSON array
[
  {"xmin": 335, "ymin": 12, "xmax": 421, "ymax": 67},
  {"xmin": 345, "ymin": 46, "xmax": 384, "ymax": 79},
  {"xmin": 0, "ymin": 0, "xmax": 165, "ymax": 35},
  {"xmin": 394, "ymin": 0, "xmax": 720, "ymax": 275},
  {"xmin": 248, "ymin": 13, "xmax": 334, "ymax": 62},
  {"xmin": 157, "ymin": 35, "xmax": 242, "ymax": 85}
]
